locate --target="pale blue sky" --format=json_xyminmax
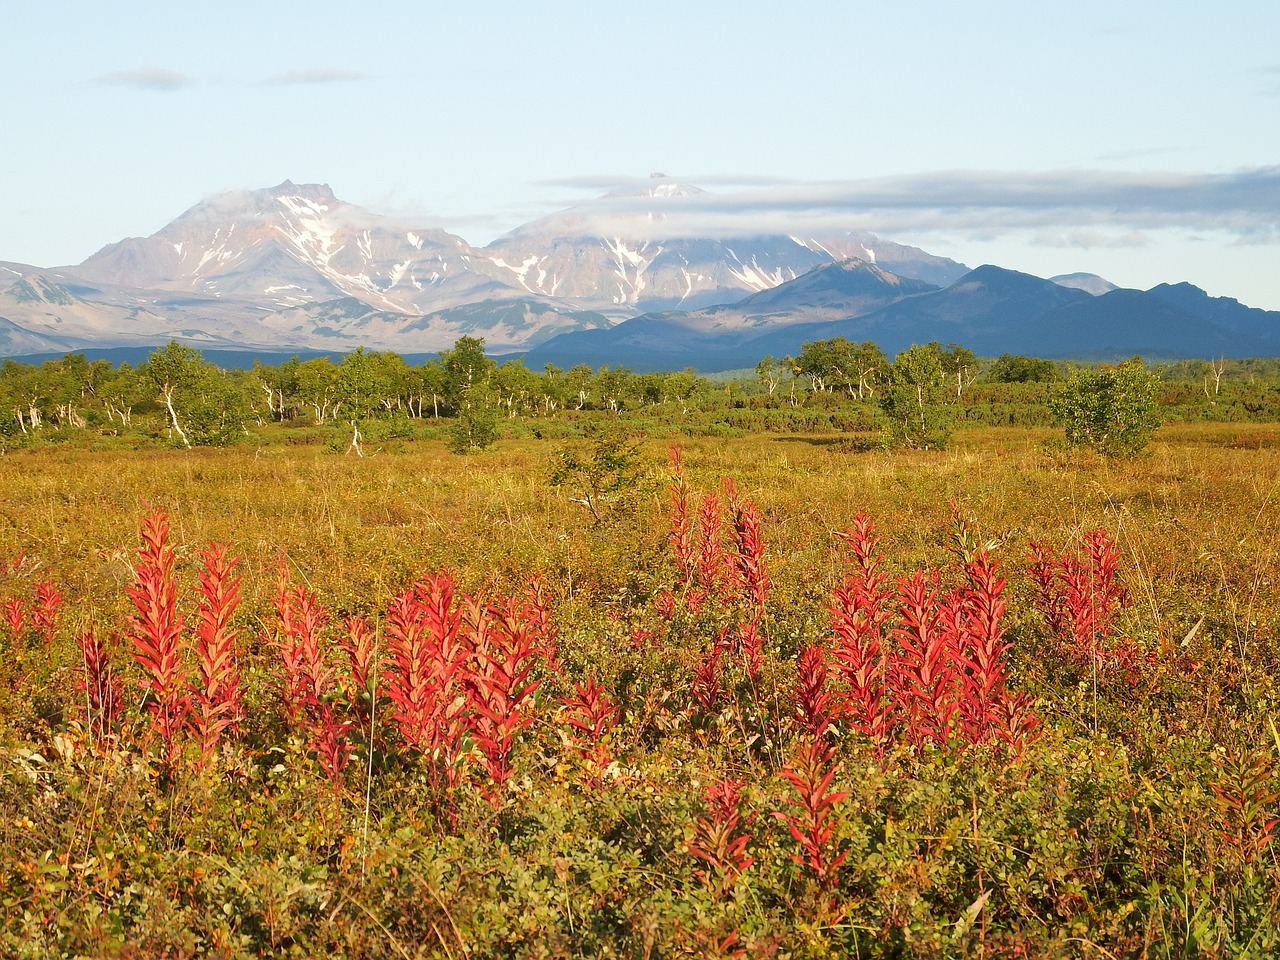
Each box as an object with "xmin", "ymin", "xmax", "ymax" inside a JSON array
[{"xmin": 4, "ymin": 0, "xmax": 1278, "ymax": 307}]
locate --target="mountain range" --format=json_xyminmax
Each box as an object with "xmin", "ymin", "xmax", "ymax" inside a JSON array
[{"xmin": 2, "ymin": 178, "xmax": 1277, "ymax": 368}]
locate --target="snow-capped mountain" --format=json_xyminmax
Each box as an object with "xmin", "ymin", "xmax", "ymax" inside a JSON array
[
  {"xmin": 0, "ymin": 178, "xmax": 973, "ymax": 356},
  {"xmin": 481, "ymin": 176, "xmax": 967, "ymax": 313},
  {"xmin": 70, "ymin": 181, "xmax": 517, "ymax": 315}
]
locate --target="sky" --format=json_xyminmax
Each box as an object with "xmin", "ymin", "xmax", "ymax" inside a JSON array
[{"xmin": 4, "ymin": 0, "xmax": 1279, "ymax": 308}]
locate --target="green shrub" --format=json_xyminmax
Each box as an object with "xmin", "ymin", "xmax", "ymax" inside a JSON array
[{"xmin": 1050, "ymin": 358, "xmax": 1162, "ymax": 457}]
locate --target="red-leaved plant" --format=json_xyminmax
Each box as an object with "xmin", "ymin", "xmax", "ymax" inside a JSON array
[
  {"xmin": 830, "ymin": 515, "xmax": 894, "ymax": 748},
  {"xmin": 78, "ymin": 627, "xmax": 124, "ymax": 743},
  {"xmin": 126, "ymin": 508, "xmax": 190, "ymax": 769},
  {"xmin": 560, "ymin": 677, "xmax": 619, "ymax": 787},
  {"xmin": 32, "ymin": 579, "xmax": 63, "ymax": 646},
  {"xmin": 384, "ymin": 571, "xmax": 472, "ymax": 804},
  {"xmin": 772, "ymin": 736, "xmax": 849, "ymax": 893},
  {"xmin": 794, "ymin": 645, "xmax": 837, "ymax": 739},
  {"xmin": 3, "ymin": 596, "xmax": 25, "ymax": 640},
  {"xmin": 270, "ymin": 568, "xmax": 336, "ymax": 727},
  {"xmin": 340, "ymin": 613, "xmax": 379, "ymax": 718},
  {"xmin": 825, "ymin": 514, "xmax": 1039, "ymax": 755},
  {"xmin": 268, "ymin": 567, "xmax": 352, "ymax": 788},
  {"xmin": 725, "ymin": 482, "xmax": 771, "ymax": 622},
  {"xmin": 190, "ymin": 543, "xmax": 243, "ymax": 766},
  {"xmin": 468, "ymin": 588, "xmax": 557, "ymax": 798},
  {"xmin": 689, "ymin": 778, "xmax": 756, "ymax": 898},
  {"xmin": 691, "ymin": 628, "xmax": 731, "ymax": 717},
  {"xmin": 893, "ymin": 570, "xmax": 959, "ymax": 747},
  {"xmin": 1029, "ymin": 528, "xmax": 1128, "ymax": 671},
  {"xmin": 667, "ymin": 443, "xmax": 695, "ymax": 581}
]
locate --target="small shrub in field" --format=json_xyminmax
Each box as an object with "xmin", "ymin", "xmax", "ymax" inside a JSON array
[
  {"xmin": 549, "ymin": 432, "xmax": 644, "ymax": 524},
  {"xmin": 1050, "ymin": 357, "xmax": 1162, "ymax": 457},
  {"xmin": 446, "ymin": 389, "xmax": 498, "ymax": 454}
]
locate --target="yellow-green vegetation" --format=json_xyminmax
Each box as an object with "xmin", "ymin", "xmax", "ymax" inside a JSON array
[{"xmin": 2, "ymin": 423, "xmax": 1280, "ymax": 957}]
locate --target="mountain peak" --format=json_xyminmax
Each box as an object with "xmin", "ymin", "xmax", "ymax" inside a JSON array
[
  {"xmin": 1051, "ymin": 272, "xmax": 1119, "ymax": 296},
  {"xmin": 267, "ymin": 180, "xmax": 338, "ymax": 203},
  {"xmin": 601, "ymin": 179, "xmax": 705, "ymax": 200}
]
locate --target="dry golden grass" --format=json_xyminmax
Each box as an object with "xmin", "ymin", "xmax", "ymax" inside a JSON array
[{"xmin": 3, "ymin": 422, "xmax": 1277, "ymax": 657}]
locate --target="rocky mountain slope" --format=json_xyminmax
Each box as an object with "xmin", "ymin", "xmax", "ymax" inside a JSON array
[
  {"xmin": 2, "ymin": 179, "xmax": 1276, "ymax": 365},
  {"xmin": 525, "ymin": 264, "xmax": 1280, "ymax": 371},
  {"xmin": 0, "ymin": 179, "xmax": 966, "ymax": 356}
]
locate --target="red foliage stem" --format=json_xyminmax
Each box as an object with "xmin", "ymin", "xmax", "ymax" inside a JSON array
[
  {"xmin": 691, "ymin": 628, "xmax": 732, "ymax": 715},
  {"xmin": 954, "ymin": 551, "xmax": 1024, "ymax": 746},
  {"xmin": 32, "ymin": 580, "xmax": 64, "ymax": 646},
  {"xmin": 772, "ymin": 736, "xmax": 849, "ymax": 890},
  {"xmin": 127, "ymin": 508, "xmax": 190, "ymax": 768},
  {"xmin": 892, "ymin": 571, "xmax": 959, "ymax": 748},
  {"xmin": 340, "ymin": 613, "xmax": 379, "ymax": 708},
  {"xmin": 737, "ymin": 620, "xmax": 765, "ymax": 683},
  {"xmin": 3, "ymin": 597, "xmax": 24, "ymax": 639},
  {"xmin": 667, "ymin": 443, "xmax": 695, "ymax": 582},
  {"xmin": 695, "ymin": 492, "xmax": 729, "ymax": 595},
  {"xmin": 829, "ymin": 515, "xmax": 894, "ymax": 746},
  {"xmin": 269, "ymin": 567, "xmax": 352, "ymax": 786},
  {"xmin": 190, "ymin": 542, "xmax": 243, "ymax": 763},
  {"xmin": 272, "ymin": 571, "xmax": 333, "ymax": 727},
  {"xmin": 728, "ymin": 494, "xmax": 771, "ymax": 620},
  {"xmin": 384, "ymin": 572, "xmax": 472, "ymax": 797},
  {"xmin": 310, "ymin": 701, "xmax": 355, "ymax": 790},
  {"xmin": 794, "ymin": 645, "xmax": 838, "ymax": 739},
  {"xmin": 1029, "ymin": 529, "xmax": 1127, "ymax": 669},
  {"xmin": 689, "ymin": 778, "xmax": 756, "ymax": 897},
  {"xmin": 78, "ymin": 627, "xmax": 124, "ymax": 741},
  {"xmin": 560, "ymin": 677, "xmax": 619, "ymax": 786},
  {"xmin": 468, "ymin": 590, "xmax": 555, "ymax": 795}
]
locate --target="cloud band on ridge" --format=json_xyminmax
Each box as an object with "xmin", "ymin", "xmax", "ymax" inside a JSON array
[
  {"xmin": 532, "ymin": 167, "xmax": 1280, "ymax": 246},
  {"xmin": 259, "ymin": 70, "xmax": 369, "ymax": 87},
  {"xmin": 95, "ymin": 68, "xmax": 193, "ymax": 92}
]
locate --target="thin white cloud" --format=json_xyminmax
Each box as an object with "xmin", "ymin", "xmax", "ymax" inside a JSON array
[
  {"xmin": 1093, "ymin": 146, "xmax": 1183, "ymax": 162},
  {"xmin": 526, "ymin": 167, "xmax": 1280, "ymax": 247},
  {"xmin": 96, "ymin": 68, "xmax": 193, "ymax": 92},
  {"xmin": 260, "ymin": 69, "xmax": 369, "ymax": 87},
  {"xmin": 1031, "ymin": 230, "xmax": 1152, "ymax": 249}
]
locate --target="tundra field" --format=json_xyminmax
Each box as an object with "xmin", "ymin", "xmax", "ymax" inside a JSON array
[{"xmin": 3, "ymin": 424, "xmax": 1280, "ymax": 958}]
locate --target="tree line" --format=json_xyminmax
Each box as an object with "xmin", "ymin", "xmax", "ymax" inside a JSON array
[{"xmin": 3, "ymin": 336, "xmax": 1278, "ymax": 454}]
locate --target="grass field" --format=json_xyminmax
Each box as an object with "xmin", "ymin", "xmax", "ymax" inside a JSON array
[{"xmin": 3, "ymin": 422, "xmax": 1279, "ymax": 957}]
